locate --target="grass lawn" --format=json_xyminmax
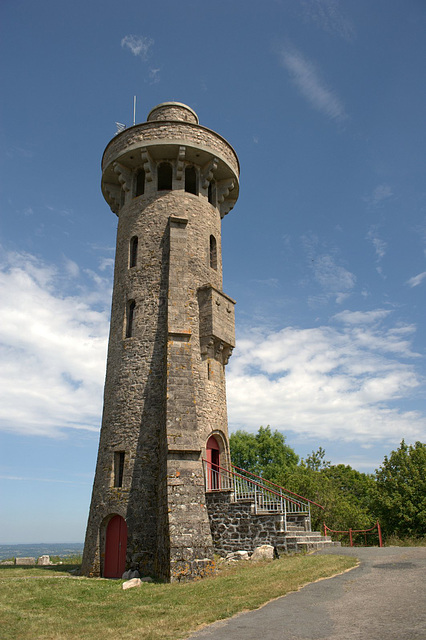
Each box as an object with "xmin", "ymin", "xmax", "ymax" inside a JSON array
[{"xmin": 0, "ymin": 554, "xmax": 356, "ymax": 640}]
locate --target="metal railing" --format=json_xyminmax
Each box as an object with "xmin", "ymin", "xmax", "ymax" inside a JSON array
[{"xmin": 202, "ymin": 460, "xmax": 323, "ymax": 529}]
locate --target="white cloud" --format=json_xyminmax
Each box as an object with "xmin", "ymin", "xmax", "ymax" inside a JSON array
[
  {"xmin": 334, "ymin": 309, "xmax": 390, "ymax": 325},
  {"xmin": 365, "ymin": 184, "xmax": 393, "ymax": 207},
  {"xmin": 0, "ymin": 251, "xmax": 111, "ymax": 437},
  {"xmin": 149, "ymin": 68, "xmax": 161, "ymax": 84},
  {"xmin": 407, "ymin": 271, "xmax": 426, "ymax": 288},
  {"xmin": 299, "ymin": 0, "xmax": 355, "ymax": 41},
  {"xmin": 121, "ymin": 35, "xmax": 153, "ymax": 60},
  {"xmin": 227, "ymin": 314, "xmax": 426, "ymax": 445},
  {"xmin": 367, "ymin": 227, "xmax": 387, "ymax": 270},
  {"xmin": 312, "ymin": 254, "xmax": 356, "ymax": 303},
  {"xmin": 279, "ymin": 46, "xmax": 347, "ymax": 123}
]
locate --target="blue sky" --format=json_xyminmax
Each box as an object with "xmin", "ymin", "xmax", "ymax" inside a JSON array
[{"xmin": 1, "ymin": 0, "xmax": 425, "ymax": 543}]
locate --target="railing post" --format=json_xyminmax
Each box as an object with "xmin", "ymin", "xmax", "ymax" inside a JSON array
[
  {"xmin": 349, "ymin": 528, "xmax": 353, "ymax": 547},
  {"xmin": 377, "ymin": 521, "xmax": 383, "ymax": 548},
  {"xmin": 254, "ymin": 482, "xmax": 257, "ymax": 514},
  {"xmin": 324, "ymin": 522, "xmax": 327, "ymax": 537}
]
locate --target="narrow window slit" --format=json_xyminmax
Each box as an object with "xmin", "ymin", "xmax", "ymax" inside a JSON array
[
  {"xmin": 114, "ymin": 451, "xmax": 125, "ymax": 488},
  {"xmin": 209, "ymin": 235, "xmax": 217, "ymax": 270},
  {"xmin": 126, "ymin": 300, "xmax": 136, "ymax": 338},
  {"xmin": 129, "ymin": 236, "xmax": 138, "ymax": 268}
]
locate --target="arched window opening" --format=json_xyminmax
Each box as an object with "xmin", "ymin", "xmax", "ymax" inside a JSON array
[
  {"xmin": 209, "ymin": 235, "xmax": 217, "ymax": 270},
  {"xmin": 129, "ymin": 236, "xmax": 138, "ymax": 268},
  {"xmin": 135, "ymin": 169, "xmax": 145, "ymax": 197},
  {"xmin": 208, "ymin": 180, "xmax": 216, "ymax": 206},
  {"xmin": 157, "ymin": 162, "xmax": 173, "ymax": 191},
  {"xmin": 114, "ymin": 451, "xmax": 125, "ymax": 488},
  {"xmin": 185, "ymin": 166, "xmax": 197, "ymax": 195},
  {"xmin": 126, "ymin": 300, "xmax": 136, "ymax": 338},
  {"xmin": 206, "ymin": 435, "xmax": 221, "ymax": 490}
]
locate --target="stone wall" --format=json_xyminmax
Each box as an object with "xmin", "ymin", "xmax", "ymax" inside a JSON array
[{"xmin": 206, "ymin": 492, "xmax": 286, "ymax": 555}]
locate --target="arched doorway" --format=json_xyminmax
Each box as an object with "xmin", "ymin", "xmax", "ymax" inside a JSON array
[
  {"xmin": 206, "ymin": 435, "xmax": 221, "ymax": 490},
  {"xmin": 104, "ymin": 515, "xmax": 127, "ymax": 578}
]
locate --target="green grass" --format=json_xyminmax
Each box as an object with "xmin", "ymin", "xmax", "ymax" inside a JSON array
[
  {"xmin": 385, "ymin": 535, "xmax": 426, "ymax": 547},
  {"xmin": 0, "ymin": 555, "xmax": 356, "ymax": 640}
]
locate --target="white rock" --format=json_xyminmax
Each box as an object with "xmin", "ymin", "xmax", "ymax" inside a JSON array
[
  {"xmin": 250, "ymin": 544, "xmax": 275, "ymax": 561},
  {"xmin": 226, "ymin": 550, "xmax": 250, "ymax": 561},
  {"xmin": 122, "ymin": 578, "xmax": 141, "ymax": 590}
]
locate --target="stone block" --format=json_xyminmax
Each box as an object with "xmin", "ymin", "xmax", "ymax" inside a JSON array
[
  {"xmin": 251, "ymin": 545, "xmax": 275, "ymax": 561},
  {"xmin": 15, "ymin": 557, "xmax": 35, "ymax": 565}
]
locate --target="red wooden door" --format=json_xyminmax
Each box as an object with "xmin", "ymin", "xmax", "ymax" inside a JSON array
[
  {"xmin": 104, "ymin": 515, "xmax": 127, "ymax": 578},
  {"xmin": 206, "ymin": 436, "xmax": 220, "ymax": 490}
]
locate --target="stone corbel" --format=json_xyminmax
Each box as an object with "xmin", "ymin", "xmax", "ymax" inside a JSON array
[
  {"xmin": 140, "ymin": 147, "xmax": 154, "ymax": 182},
  {"xmin": 200, "ymin": 336, "xmax": 234, "ymax": 366},
  {"xmin": 176, "ymin": 146, "xmax": 186, "ymax": 181},
  {"xmin": 220, "ymin": 197, "xmax": 237, "ymax": 218},
  {"xmin": 103, "ymin": 183, "xmax": 122, "ymax": 214},
  {"xmin": 217, "ymin": 179, "xmax": 235, "ymax": 204},
  {"xmin": 113, "ymin": 162, "xmax": 133, "ymax": 193},
  {"xmin": 201, "ymin": 157, "xmax": 219, "ymax": 189}
]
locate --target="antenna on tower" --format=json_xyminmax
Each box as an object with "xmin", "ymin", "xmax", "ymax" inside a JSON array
[
  {"xmin": 115, "ymin": 122, "xmax": 126, "ymax": 135},
  {"xmin": 133, "ymin": 96, "xmax": 136, "ymax": 126}
]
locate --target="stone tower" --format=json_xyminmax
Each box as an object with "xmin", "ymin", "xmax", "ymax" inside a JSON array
[{"xmin": 81, "ymin": 102, "xmax": 239, "ymax": 581}]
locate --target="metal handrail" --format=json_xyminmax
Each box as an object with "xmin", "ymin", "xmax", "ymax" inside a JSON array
[
  {"xmin": 231, "ymin": 463, "xmax": 324, "ymax": 510},
  {"xmin": 202, "ymin": 459, "xmax": 313, "ymax": 527}
]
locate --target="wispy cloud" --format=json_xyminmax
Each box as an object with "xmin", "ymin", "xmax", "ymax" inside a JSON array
[
  {"xmin": 227, "ymin": 313, "xmax": 425, "ymax": 445},
  {"xmin": 149, "ymin": 68, "xmax": 161, "ymax": 84},
  {"xmin": 278, "ymin": 46, "xmax": 347, "ymax": 123},
  {"xmin": 367, "ymin": 226, "xmax": 387, "ymax": 276},
  {"xmin": 365, "ymin": 184, "xmax": 393, "ymax": 208},
  {"xmin": 299, "ymin": 0, "xmax": 355, "ymax": 41},
  {"xmin": 302, "ymin": 235, "xmax": 356, "ymax": 303},
  {"xmin": 121, "ymin": 34, "xmax": 154, "ymax": 60},
  {"xmin": 407, "ymin": 271, "xmax": 426, "ymax": 288}
]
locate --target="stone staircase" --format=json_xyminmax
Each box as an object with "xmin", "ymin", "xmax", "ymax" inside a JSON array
[{"xmin": 279, "ymin": 523, "xmax": 340, "ymax": 553}]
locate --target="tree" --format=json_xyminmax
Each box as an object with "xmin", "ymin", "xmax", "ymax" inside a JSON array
[
  {"xmin": 303, "ymin": 447, "xmax": 331, "ymax": 471},
  {"xmin": 375, "ymin": 440, "xmax": 426, "ymax": 538},
  {"xmin": 230, "ymin": 426, "xmax": 299, "ymax": 481},
  {"xmin": 278, "ymin": 464, "xmax": 374, "ymax": 533}
]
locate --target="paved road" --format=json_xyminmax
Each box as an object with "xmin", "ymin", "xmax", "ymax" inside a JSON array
[{"xmin": 188, "ymin": 547, "xmax": 426, "ymax": 640}]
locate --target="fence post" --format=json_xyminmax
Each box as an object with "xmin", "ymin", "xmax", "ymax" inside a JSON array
[
  {"xmin": 349, "ymin": 528, "xmax": 353, "ymax": 547},
  {"xmin": 324, "ymin": 522, "xmax": 327, "ymax": 537},
  {"xmin": 377, "ymin": 521, "xmax": 383, "ymax": 548}
]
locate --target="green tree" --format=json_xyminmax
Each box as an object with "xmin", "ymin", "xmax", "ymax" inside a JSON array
[
  {"xmin": 303, "ymin": 447, "xmax": 331, "ymax": 471},
  {"xmin": 230, "ymin": 426, "xmax": 299, "ymax": 481},
  {"xmin": 279, "ymin": 464, "xmax": 374, "ymax": 533},
  {"xmin": 375, "ymin": 440, "xmax": 426, "ymax": 538}
]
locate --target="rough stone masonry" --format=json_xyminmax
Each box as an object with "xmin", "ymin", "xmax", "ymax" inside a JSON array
[{"xmin": 81, "ymin": 102, "xmax": 239, "ymax": 581}]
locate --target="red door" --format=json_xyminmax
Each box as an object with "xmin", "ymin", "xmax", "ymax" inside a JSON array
[
  {"xmin": 104, "ymin": 515, "xmax": 127, "ymax": 578},
  {"xmin": 206, "ymin": 436, "xmax": 220, "ymax": 490}
]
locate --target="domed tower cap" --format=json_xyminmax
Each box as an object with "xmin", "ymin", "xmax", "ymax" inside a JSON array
[{"xmin": 147, "ymin": 102, "xmax": 199, "ymax": 124}]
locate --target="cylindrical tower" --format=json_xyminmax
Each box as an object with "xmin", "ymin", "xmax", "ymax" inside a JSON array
[{"xmin": 81, "ymin": 102, "xmax": 239, "ymax": 581}]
